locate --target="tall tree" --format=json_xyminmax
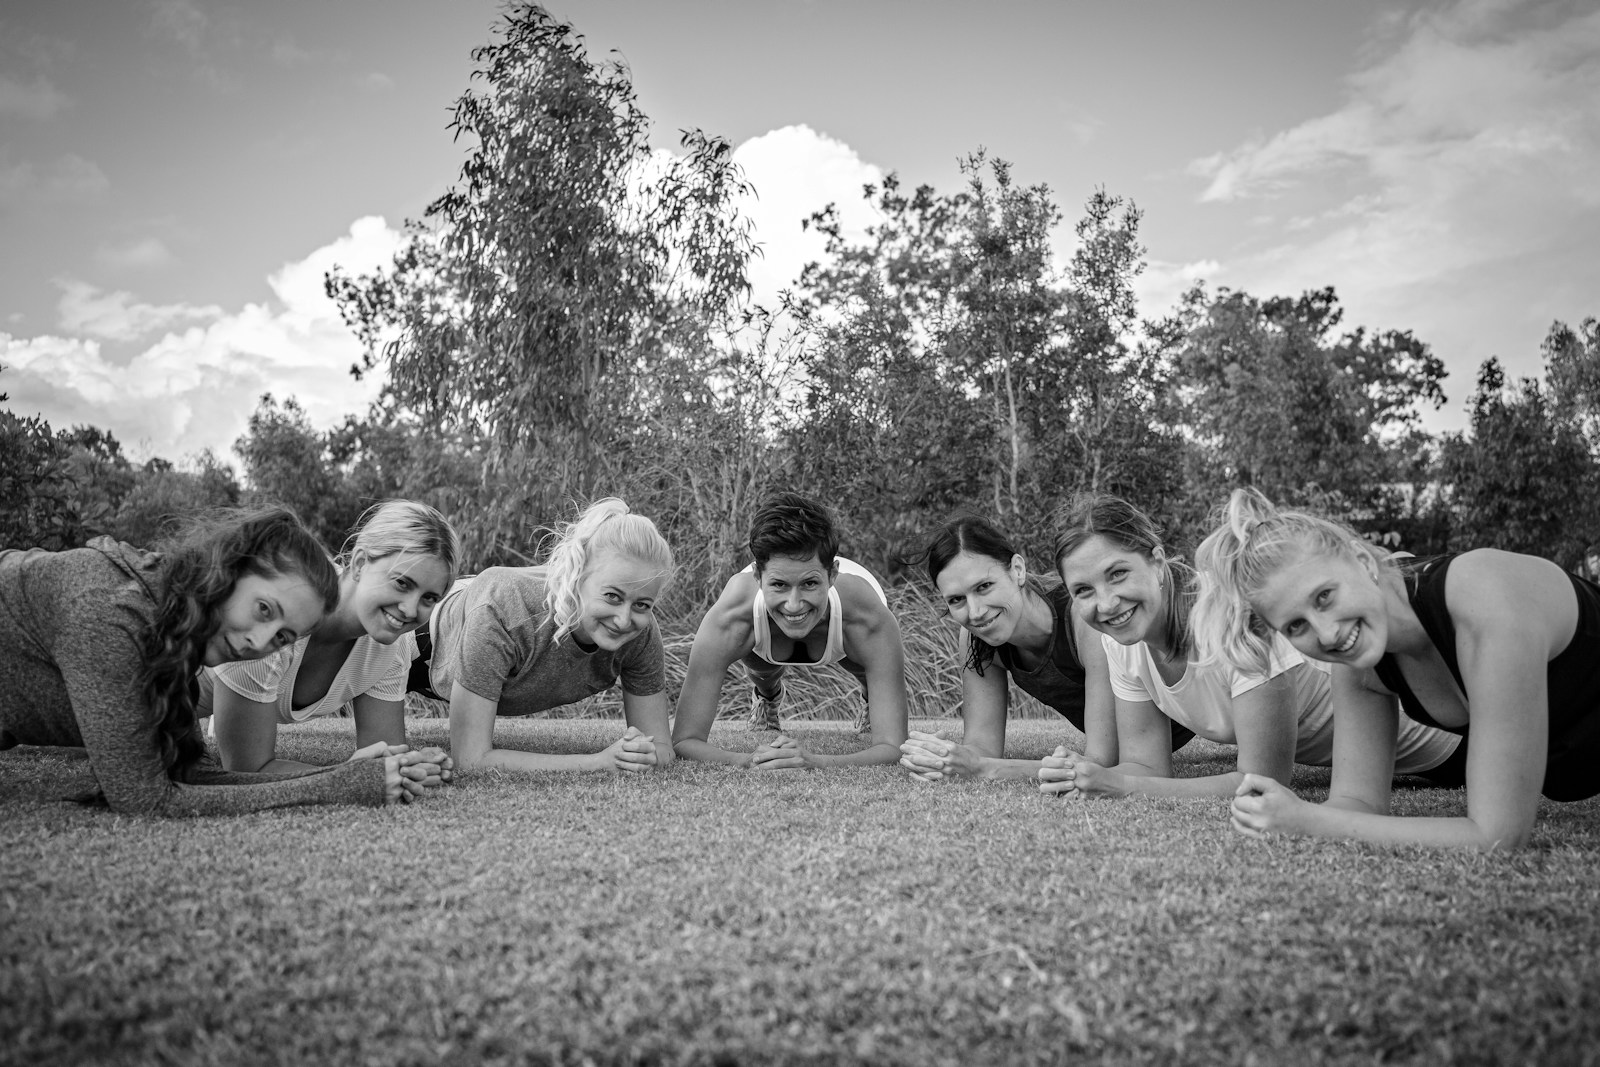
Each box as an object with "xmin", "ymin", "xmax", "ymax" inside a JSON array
[
  {"xmin": 327, "ymin": 2, "xmax": 755, "ymax": 520},
  {"xmin": 1173, "ymin": 285, "xmax": 1446, "ymax": 519}
]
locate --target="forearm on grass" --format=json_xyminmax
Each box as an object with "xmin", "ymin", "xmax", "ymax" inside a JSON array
[
  {"xmin": 672, "ymin": 737, "xmax": 754, "ymax": 768},
  {"xmin": 800, "ymin": 741, "xmax": 900, "ymax": 768}
]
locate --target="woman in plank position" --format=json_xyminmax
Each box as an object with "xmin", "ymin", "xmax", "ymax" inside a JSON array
[
  {"xmin": 1193, "ymin": 487, "xmax": 1599, "ymax": 849},
  {"xmin": 899, "ymin": 516, "xmax": 1190, "ymax": 783},
  {"xmin": 1038, "ymin": 494, "xmax": 1462, "ymax": 800},
  {"xmin": 673, "ymin": 492, "xmax": 908, "ymax": 769},
  {"xmin": 409, "ymin": 498, "xmax": 674, "ymax": 774},
  {"xmin": 0, "ymin": 508, "xmax": 439, "ymax": 814},
  {"xmin": 207, "ymin": 500, "xmax": 459, "ymax": 775}
]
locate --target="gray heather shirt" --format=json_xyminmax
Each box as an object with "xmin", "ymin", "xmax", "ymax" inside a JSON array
[
  {"xmin": 427, "ymin": 567, "xmax": 665, "ymax": 714},
  {"xmin": 0, "ymin": 539, "xmax": 383, "ymax": 815}
]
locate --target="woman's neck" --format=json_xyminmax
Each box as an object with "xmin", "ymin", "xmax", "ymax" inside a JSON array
[
  {"xmin": 1379, "ymin": 566, "xmax": 1428, "ymax": 656},
  {"xmin": 1008, "ymin": 587, "xmax": 1057, "ymax": 651},
  {"xmin": 313, "ymin": 579, "xmax": 367, "ymax": 645}
]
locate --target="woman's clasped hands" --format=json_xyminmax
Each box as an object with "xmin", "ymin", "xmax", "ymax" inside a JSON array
[{"xmin": 348, "ymin": 742, "xmax": 453, "ymax": 805}]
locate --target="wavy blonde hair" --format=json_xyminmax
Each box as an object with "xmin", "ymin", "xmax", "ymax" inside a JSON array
[
  {"xmin": 542, "ymin": 498, "xmax": 675, "ymax": 644},
  {"xmin": 338, "ymin": 499, "xmax": 462, "ymax": 582},
  {"xmin": 1193, "ymin": 487, "xmax": 1380, "ymax": 674}
]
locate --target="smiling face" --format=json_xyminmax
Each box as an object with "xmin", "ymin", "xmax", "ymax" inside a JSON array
[
  {"xmin": 757, "ymin": 553, "xmax": 835, "ymax": 639},
  {"xmin": 935, "ymin": 550, "xmax": 1027, "ymax": 646},
  {"xmin": 1248, "ymin": 546, "xmax": 1390, "ymax": 667},
  {"xmin": 205, "ymin": 571, "xmax": 327, "ymax": 667},
  {"xmin": 572, "ymin": 549, "xmax": 667, "ymax": 651},
  {"xmin": 1058, "ymin": 534, "xmax": 1168, "ymax": 647},
  {"xmin": 348, "ymin": 551, "xmax": 453, "ymax": 645}
]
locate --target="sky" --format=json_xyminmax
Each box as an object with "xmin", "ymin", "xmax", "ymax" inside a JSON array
[{"xmin": 2, "ymin": 0, "xmax": 1597, "ymax": 464}]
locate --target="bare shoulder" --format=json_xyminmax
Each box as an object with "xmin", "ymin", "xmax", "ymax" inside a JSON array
[
  {"xmin": 697, "ymin": 572, "xmax": 757, "ymax": 642},
  {"xmin": 1445, "ymin": 549, "xmax": 1576, "ymax": 649},
  {"xmin": 837, "ymin": 575, "xmax": 899, "ymax": 634}
]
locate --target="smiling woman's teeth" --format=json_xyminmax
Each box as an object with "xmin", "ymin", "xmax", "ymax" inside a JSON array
[
  {"xmin": 1333, "ymin": 621, "xmax": 1360, "ymax": 653},
  {"xmin": 1103, "ymin": 606, "xmax": 1134, "ymax": 627}
]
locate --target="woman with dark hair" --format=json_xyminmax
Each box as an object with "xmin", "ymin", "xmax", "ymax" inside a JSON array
[
  {"xmin": 898, "ymin": 516, "xmax": 1173, "ymax": 783},
  {"xmin": 1043, "ymin": 493, "xmax": 1461, "ymax": 800},
  {"xmin": 0, "ymin": 508, "xmax": 441, "ymax": 814},
  {"xmin": 208, "ymin": 499, "xmax": 460, "ymax": 772}
]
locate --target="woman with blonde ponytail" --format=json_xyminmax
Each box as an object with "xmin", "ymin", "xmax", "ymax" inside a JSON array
[
  {"xmin": 1194, "ymin": 486, "xmax": 1600, "ymax": 849},
  {"xmin": 1041, "ymin": 494, "xmax": 1460, "ymax": 801},
  {"xmin": 409, "ymin": 498, "xmax": 676, "ymax": 774}
]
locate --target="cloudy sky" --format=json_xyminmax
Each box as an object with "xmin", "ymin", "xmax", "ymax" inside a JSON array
[{"xmin": 2, "ymin": 0, "xmax": 1597, "ymax": 463}]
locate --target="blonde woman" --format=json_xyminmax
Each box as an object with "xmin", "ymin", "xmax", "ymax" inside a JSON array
[
  {"xmin": 1043, "ymin": 494, "xmax": 1462, "ymax": 800},
  {"xmin": 409, "ymin": 498, "xmax": 675, "ymax": 774},
  {"xmin": 207, "ymin": 500, "xmax": 460, "ymax": 777},
  {"xmin": 1192, "ymin": 487, "xmax": 1600, "ymax": 850}
]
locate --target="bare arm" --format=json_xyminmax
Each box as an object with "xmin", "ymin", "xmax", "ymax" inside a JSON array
[
  {"xmin": 671, "ymin": 579, "xmax": 758, "ymax": 767},
  {"xmin": 622, "ymin": 688, "xmax": 674, "ymax": 769},
  {"xmin": 1075, "ymin": 619, "xmax": 1119, "ymax": 767},
  {"xmin": 1232, "ymin": 551, "xmax": 1566, "ymax": 849},
  {"xmin": 448, "ymin": 682, "xmax": 643, "ymax": 774},
  {"xmin": 804, "ymin": 586, "xmax": 907, "ymax": 767},
  {"xmin": 212, "ymin": 684, "xmax": 285, "ymax": 773}
]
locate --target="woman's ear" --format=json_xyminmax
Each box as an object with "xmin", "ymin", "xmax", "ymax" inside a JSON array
[
  {"xmin": 1010, "ymin": 553, "xmax": 1027, "ymax": 584},
  {"xmin": 1351, "ymin": 540, "xmax": 1381, "ymax": 582}
]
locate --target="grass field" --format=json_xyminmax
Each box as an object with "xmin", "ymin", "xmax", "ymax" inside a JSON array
[{"xmin": 4, "ymin": 716, "xmax": 1599, "ymax": 1067}]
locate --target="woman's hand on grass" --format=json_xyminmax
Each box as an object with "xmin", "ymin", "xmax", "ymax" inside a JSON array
[
  {"xmin": 750, "ymin": 733, "xmax": 809, "ymax": 771},
  {"xmin": 1038, "ymin": 746, "xmax": 1127, "ymax": 799},
  {"xmin": 1231, "ymin": 774, "xmax": 1302, "ymax": 837},
  {"xmin": 900, "ymin": 731, "xmax": 951, "ymax": 781},
  {"xmin": 601, "ymin": 726, "xmax": 658, "ymax": 773}
]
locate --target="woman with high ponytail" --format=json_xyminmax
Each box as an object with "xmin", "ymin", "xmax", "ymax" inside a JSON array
[
  {"xmin": 1041, "ymin": 493, "xmax": 1461, "ymax": 802},
  {"xmin": 1194, "ymin": 486, "xmax": 1600, "ymax": 849},
  {"xmin": 0, "ymin": 507, "xmax": 433, "ymax": 814},
  {"xmin": 409, "ymin": 497, "xmax": 676, "ymax": 774}
]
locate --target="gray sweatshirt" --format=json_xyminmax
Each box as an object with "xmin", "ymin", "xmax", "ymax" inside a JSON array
[{"xmin": 0, "ymin": 538, "xmax": 384, "ymax": 815}]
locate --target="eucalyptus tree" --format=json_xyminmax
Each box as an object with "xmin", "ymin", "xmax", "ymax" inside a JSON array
[{"xmin": 328, "ymin": 3, "xmax": 756, "ymax": 559}]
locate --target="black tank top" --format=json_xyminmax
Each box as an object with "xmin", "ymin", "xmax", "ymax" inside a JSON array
[
  {"xmin": 1373, "ymin": 554, "xmax": 1600, "ymax": 801},
  {"xmin": 993, "ymin": 586, "xmax": 1194, "ymax": 751}
]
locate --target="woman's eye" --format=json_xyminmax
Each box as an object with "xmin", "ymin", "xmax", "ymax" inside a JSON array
[
  {"xmin": 634, "ymin": 603, "xmax": 655, "ymax": 614},
  {"xmin": 395, "ymin": 576, "xmax": 412, "ymax": 590},
  {"xmin": 255, "ymin": 601, "xmax": 270, "ymax": 620},
  {"xmin": 1315, "ymin": 589, "xmax": 1331, "ymax": 607},
  {"xmin": 422, "ymin": 594, "xmax": 440, "ymax": 607},
  {"xmin": 1285, "ymin": 620, "xmax": 1305, "ymax": 637}
]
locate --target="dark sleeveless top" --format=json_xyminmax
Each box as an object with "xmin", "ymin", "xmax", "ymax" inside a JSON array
[
  {"xmin": 991, "ymin": 586, "xmax": 1193, "ymax": 750},
  {"xmin": 1373, "ymin": 554, "xmax": 1600, "ymax": 801}
]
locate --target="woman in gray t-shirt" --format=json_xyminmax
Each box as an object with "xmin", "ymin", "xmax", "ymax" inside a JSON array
[{"xmin": 409, "ymin": 498, "xmax": 676, "ymax": 774}]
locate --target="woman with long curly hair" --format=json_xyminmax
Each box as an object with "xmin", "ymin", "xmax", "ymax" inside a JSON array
[
  {"xmin": 0, "ymin": 507, "xmax": 441, "ymax": 814},
  {"xmin": 207, "ymin": 500, "xmax": 460, "ymax": 773}
]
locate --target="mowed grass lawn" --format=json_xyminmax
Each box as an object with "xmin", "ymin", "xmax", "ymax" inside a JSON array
[{"xmin": 4, "ymin": 716, "xmax": 1599, "ymax": 1067}]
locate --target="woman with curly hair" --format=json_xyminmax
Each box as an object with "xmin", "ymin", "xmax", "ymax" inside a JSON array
[
  {"xmin": 207, "ymin": 500, "xmax": 460, "ymax": 773},
  {"xmin": 0, "ymin": 507, "xmax": 440, "ymax": 815},
  {"xmin": 407, "ymin": 497, "xmax": 676, "ymax": 774}
]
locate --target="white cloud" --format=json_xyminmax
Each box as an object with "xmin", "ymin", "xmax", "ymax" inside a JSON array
[
  {"xmin": 1183, "ymin": 0, "xmax": 1600, "ymax": 412},
  {"xmin": 94, "ymin": 237, "xmax": 175, "ymax": 271},
  {"xmin": 357, "ymin": 72, "xmax": 395, "ymax": 93},
  {"xmin": 55, "ymin": 280, "xmax": 220, "ymax": 341},
  {"xmin": 0, "ymin": 74, "xmax": 69, "ymax": 120},
  {"xmin": 2, "ymin": 216, "xmax": 406, "ymax": 461},
  {"xmin": 731, "ymin": 125, "xmax": 885, "ymax": 308}
]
